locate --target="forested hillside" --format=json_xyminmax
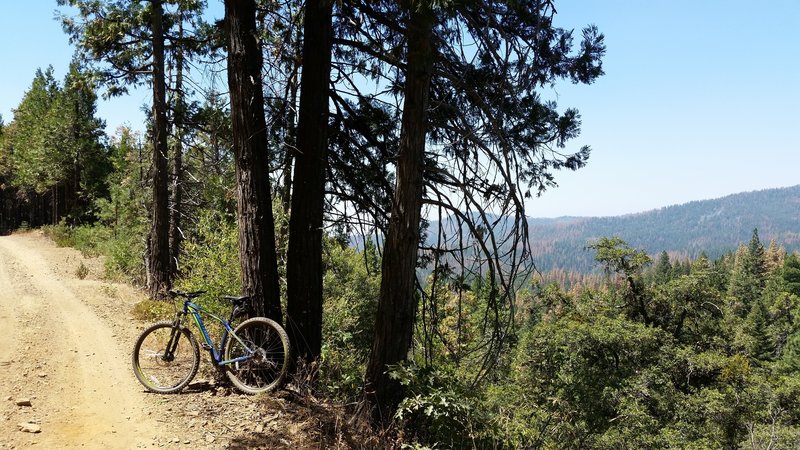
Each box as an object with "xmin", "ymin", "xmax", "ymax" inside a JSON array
[{"xmin": 527, "ymin": 185, "xmax": 800, "ymax": 273}]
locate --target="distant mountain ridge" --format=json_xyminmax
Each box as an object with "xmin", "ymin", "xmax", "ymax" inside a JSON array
[{"xmin": 527, "ymin": 185, "xmax": 800, "ymax": 273}]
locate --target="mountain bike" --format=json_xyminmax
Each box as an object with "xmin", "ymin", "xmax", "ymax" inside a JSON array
[{"xmin": 132, "ymin": 290, "xmax": 290, "ymax": 395}]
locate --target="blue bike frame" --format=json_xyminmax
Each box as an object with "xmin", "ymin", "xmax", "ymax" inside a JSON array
[{"xmin": 182, "ymin": 300, "xmax": 253, "ymax": 367}]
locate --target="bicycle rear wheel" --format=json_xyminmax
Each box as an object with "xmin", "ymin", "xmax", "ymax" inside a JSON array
[
  {"xmin": 132, "ymin": 321, "xmax": 200, "ymax": 393},
  {"xmin": 224, "ymin": 317, "xmax": 290, "ymax": 394}
]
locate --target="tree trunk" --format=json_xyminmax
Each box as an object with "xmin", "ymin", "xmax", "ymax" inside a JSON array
[
  {"xmin": 69, "ymin": 159, "xmax": 80, "ymax": 224},
  {"xmin": 224, "ymin": 0, "xmax": 283, "ymax": 322},
  {"xmin": 147, "ymin": 0, "xmax": 172, "ymax": 299},
  {"xmin": 169, "ymin": 18, "xmax": 185, "ymax": 279},
  {"xmin": 51, "ymin": 185, "xmax": 58, "ymax": 225},
  {"xmin": 276, "ymin": 70, "xmax": 298, "ymax": 258},
  {"xmin": 286, "ymin": 0, "xmax": 333, "ymax": 364},
  {"xmin": 67, "ymin": 100, "xmax": 81, "ymax": 224},
  {"xmin": 364, "ymin": 3, "xmax": 435, "ymax": 424}
]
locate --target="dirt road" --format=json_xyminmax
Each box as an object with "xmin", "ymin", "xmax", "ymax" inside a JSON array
[
  {"xmin": 0, "ymin": 232, "xmax": 166, "ymax": 448},
  {"xmin": 0, "ymin": 232, "xmax": 351, "ymax": 450}
]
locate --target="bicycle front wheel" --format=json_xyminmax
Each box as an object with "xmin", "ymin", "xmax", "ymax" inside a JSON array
[
  {"xmin": 224, "ymin": 317, "xmax": 290, "ymax": 394},
  {"xmin": 132, "ymin": 321, "xmax": 200, "ymax": 394}
]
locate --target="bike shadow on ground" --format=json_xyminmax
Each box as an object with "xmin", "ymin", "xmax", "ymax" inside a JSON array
[
  {"xmin": 138, "ymin": 380, "xmax": 225, "ymax": 394},
  {"xmin": 184, "ymin": 381, "xmax": 217, "ymax": 393}
]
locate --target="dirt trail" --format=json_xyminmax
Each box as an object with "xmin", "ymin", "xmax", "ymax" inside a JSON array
[
  {"xmin": 0, "ymin": 232, "xmax": 163, "ymax": 448},
  {"xmin": 0, "ymin": 231, "xmax": 364, "ymax": 450}
]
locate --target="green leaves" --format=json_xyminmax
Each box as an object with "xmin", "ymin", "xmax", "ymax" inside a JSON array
[
  {"xmin": 389, "ymin": 363, "xmax": 486, "ymax": 447},
  {"xmin": 178, "ymin": 210, "xmax": 242, "ymax": 299}
]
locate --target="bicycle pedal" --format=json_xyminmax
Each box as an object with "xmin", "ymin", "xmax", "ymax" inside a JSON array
[{"xmin": 201, "ymin": 343, "xmax": 212, "ymax": 350}]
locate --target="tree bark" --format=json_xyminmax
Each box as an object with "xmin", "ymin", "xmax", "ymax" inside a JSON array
[
  {"xmin": 286, "ymin": 0, "xmax": 333, "ymax": 364},
  {"xmin": 67, "ymin": 97, "xmax": 81, "ymax": 224},
  {"xmin": 169, "ymin": 18, "xmax": 185, "ymax": 279},
  {"xmin": 276, "ymin": 71, "xmax": 297, "ymax": 257},
  {"xmin": 224, "ymin": 0, "xmax": 283, "ymax": 322},
  {"xmin": 364, "ymin": 2, "xmax": 435, "ymax": 423},
  {"xmin": 148, "ymin": 0, "xmax": 172, "ymax": 299}
]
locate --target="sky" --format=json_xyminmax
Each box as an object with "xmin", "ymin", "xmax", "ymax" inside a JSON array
[{"xmin": 1, "ymin": 1, "xmax": 798, "ymax": 218}]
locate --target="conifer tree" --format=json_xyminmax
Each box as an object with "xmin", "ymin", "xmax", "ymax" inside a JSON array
[
  {"xmin": 223, "ymin": 0, "xmax": 283, "ymax": 321},
  {"xmin": 59, "ymin": 0, "xmax": 209, "ymax": 298},
  {"xmin": 765, "ymin": 240, "xmax": 786, "ymax": 273},
  {"xmin": 364, "ymin": 0, "xmax": 436, "ymax": 422},
  {"xmin": 653, "ymin": 250, "xmax": 673, "ymax": 284},
  {"xmin": 747, "ymin": 229, "xmax": 768, "ymax": 285},
  {"xmin": 746, "ymin": 297, "xmax": 773, "ymax": 362},
  {"xmin": 784, "ymin": 253, "xmax": 800, "ymax": 296},
  {"xmin": 1, "ymin": 65, "xmax": 108, "ymax": 225},
  {"xmin": 694, "ymin": 252, "xmax": 711, "ymax": 271},
  {"xmin": 347, "ymin": 0, "xmax": 605, "ymax": 420},
  {"xmin": 728, "ymin": 230, "xmax": 768, "ymax": 316},
  {"xmin": 4, "ymin": 68, "xmax": 60, "ymax": 195},
  {"xmin": 48, "ymin": 61, "xmax": 110, "ymax": 223},
  {"xmin": 782, "ymin": 332, "xmax": 800, "ymax": 372},
  {"xmin": 286, "ymin": 0, "xmax": 334, "ymax": 364},
  {"xmin": 59, "ymin": 0, "xmax": 171, "ymax": 296}
]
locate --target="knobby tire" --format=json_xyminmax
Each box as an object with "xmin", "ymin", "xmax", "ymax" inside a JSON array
[
  {"xmin": 224, "ymin": 317, "xmax": 290, "ymax": 394},
  {"xmin": 132, "ymin": 321, "xmax": 200, "ymax": 394}
]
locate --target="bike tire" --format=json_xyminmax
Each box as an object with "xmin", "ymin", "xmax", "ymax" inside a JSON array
[
  {"xmin": 224, "ymin": 317, "xmax": 290, "ymax": 395},
  {"xmin": 132, "ymin": 321, "xmax": 200, "ymax": 394}
]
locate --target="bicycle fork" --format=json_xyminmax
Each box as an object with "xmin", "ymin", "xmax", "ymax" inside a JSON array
[{"xmin": 163, "ymin": 319, "xmax": 184, "ymax": 362}]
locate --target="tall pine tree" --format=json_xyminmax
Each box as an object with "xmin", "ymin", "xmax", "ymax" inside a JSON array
[
  {"xmin": 286, "ymin": 0, "xmax": 334, "ymax": 365},
  {"xmin": 352, "ymin": 0, "xmax": 605, "ymax": 421},
  {"xmin": 223, "ymin": 0, "xmax": 283, "ymax": 321},
  {"xmin": 728, "ymin": 229, "xmax": 767, "ymax": 315},
  {"xmin": 59, "ymin": 0, "xmax": 209, "ymax": 298}
]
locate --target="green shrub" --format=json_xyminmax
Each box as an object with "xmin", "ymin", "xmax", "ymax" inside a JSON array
[
  {"xmin": 103, "ymin": 228, "xmax": 145, "ymax": 284},
  {"xmin": 42, "ymin": 223, "xmax": 72, "ymax": 246},
  {"xmin": 43, "ymin": 222, "xmax": 145, "ymax": 284},
  {"xmin": 389, "ymin": 363, "xmax": 490, "ymax": 449},
  {"xmin": 43, "ymin": 222, "xmax": 112, "ymax": 256},
  {"xmin": 319, "ymin": 239, "xmax": 380, "ymax": 401},
  {"xmin": 175, "ymin": 210, "xmax": 241, "ymax": 299},
  {"xmin": 69, "ymin": 225, "xmax": 113, "ymax": 256},
  {"xmin": 132, "ymin": 299, "xmax": 176, "ymax": 322}
]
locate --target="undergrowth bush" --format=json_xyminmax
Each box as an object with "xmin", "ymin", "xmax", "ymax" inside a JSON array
[
  {"xmin": 76, "ymin": 262, "xmax": 89, "ymax": 279},
  {"xmin": 320, "ymin": 239, "xmax": 380, "ymax": 401},
  {"xmin": 171, "ymin": 210, "xmax": 241, "ymax": 340},
  {"xmin": 176, "ymin": 210, "xmax": 241, "ymax": 300},
  {"xmin": 42, "ymin": 223, "xmax": 72, "ymax": 246},
  {"xmin": 103, "ymin": 228, "xmax": 145, "ymax": 284},
  {"xmin": 132, "ymin": 299, "xmax": 176, "ymax": 322},
  {"xmin": 43, "ymin": 222, "xmax": 145, "ymax": 284},
  {"xmin": 389, "ymin": 363, "xmax": 491, "ymax": 449},
  {"xmin": 43, "ymin": 222, "xmax": 111, "ymax": 256}
]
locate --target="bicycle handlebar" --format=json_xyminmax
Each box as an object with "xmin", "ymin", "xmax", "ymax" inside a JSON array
[{"xmin": 169, "ymin": 290, "xmax": 207, "ymax": 298}]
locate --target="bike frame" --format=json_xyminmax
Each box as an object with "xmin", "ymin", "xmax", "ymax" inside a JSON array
[{"xmin": 170, "ymin": 299, "xmax": 254, "ymax": 367}]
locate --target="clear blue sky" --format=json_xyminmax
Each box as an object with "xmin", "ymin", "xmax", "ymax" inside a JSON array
[{"xmin": 1, "ymin": 1, "xmax": 798, "ymax": 218}]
